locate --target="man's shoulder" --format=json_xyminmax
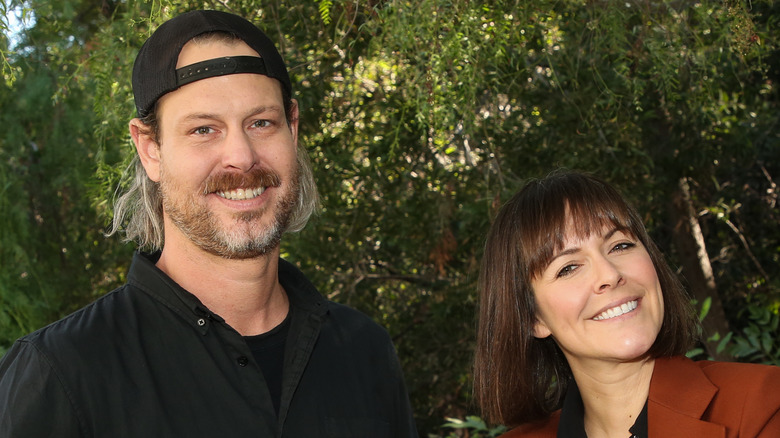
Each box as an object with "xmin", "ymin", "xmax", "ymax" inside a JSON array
[
  {"xmin": 279, "ymin": 258, "xmax": 390, "ymax": 340},
  {"xmin": 17, "ymin": 283, "xmax": 140, "ymax": 354},
  {"xmin": 322, "ymin": 300, "xmax": 391, "ymax": 341}
]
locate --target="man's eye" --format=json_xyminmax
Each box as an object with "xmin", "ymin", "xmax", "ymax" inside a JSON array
[
  {"xmin": 251, "ymin": 120, "xmax": 271, "ymax": 128},
  {"xmin": 194, "ymin": 127, "xmax": 212, "ymax": 135}
]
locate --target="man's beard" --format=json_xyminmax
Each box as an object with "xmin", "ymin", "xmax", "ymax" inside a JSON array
[{"xmin": 160, "ymin": 166, "xmax": 299, "ymax": 260}]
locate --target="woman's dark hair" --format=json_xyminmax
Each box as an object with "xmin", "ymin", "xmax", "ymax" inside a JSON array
[{"xmin": 473, "ymin": 170, "xmax": 700, "ymax": 427}]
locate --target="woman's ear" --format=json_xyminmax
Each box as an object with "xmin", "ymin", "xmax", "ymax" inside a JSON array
[
  {"xmin": 533, "ymin": 318, "xmax": 552, "ymax": 339},
  {"xmin": 129, "ymin": 118, "xmax": 161, "ymax": 182}
]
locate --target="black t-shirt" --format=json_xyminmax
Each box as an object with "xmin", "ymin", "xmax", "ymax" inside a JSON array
[
  {"xmin": 557, "ymin": 379, "xmax": 648, "ymax": 438},
  {"xmin": 244, "ymin": 309, "xmax": 292, "ymax": 416}
]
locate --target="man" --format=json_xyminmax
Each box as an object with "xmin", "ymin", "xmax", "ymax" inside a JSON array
[{"xmin": 0, "ymin": 10, "xmax": 417, "ymax": 437}]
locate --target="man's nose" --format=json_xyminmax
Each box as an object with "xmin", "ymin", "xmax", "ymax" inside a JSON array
[{"xmin": 221, "ymin": 130, "xmax": 257, "ymax": 172}]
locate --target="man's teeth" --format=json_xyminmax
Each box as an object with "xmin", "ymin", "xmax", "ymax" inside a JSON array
[
  {"xmin": 217, "ymin": 187, "xmax": 265, "ymax": 201},
  {"xmin": 593, "ymin": 300, "xmax": 638, "ymax": 321}
]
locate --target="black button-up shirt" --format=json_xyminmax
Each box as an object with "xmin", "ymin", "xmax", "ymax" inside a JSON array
[
  {"xmin": 557, "ymin": 379, "xmax": 648, "ymax": 438},
  {"xmin": 0, "ymin": 252, "xmax": 417, "ymax": 437}
]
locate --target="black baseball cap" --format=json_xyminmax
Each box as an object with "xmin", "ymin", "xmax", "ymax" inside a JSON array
[{"xmin": 131, "ymin": 10, "xmax": 292, "ymax": 118}]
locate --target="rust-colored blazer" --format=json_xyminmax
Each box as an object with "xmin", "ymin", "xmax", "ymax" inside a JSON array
[{"xmin": 500, "ymin": 356, "xmax": 780, "ymax": 438}]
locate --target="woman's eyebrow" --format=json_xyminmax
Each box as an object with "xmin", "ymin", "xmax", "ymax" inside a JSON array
[
  {"xmin": 548, "ymin": 227, "xmax": 624, "ymax": 264},
  {"xmin": 603, "ymin": 227, "xmax": 621, "ymax": 240},
  {"xmin": 548, "ymin": 246, "xmax": 580, "ymax": 265}
]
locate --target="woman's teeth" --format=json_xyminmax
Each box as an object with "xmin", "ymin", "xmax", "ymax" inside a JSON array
[{"xmin": 593, "ymin": 300, "xmax": 638, "ymax": 321}]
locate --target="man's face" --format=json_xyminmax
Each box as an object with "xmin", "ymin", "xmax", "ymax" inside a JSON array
[{"xmin": 146, "ymin": 39, "xmax": 300, "ymax": 259}]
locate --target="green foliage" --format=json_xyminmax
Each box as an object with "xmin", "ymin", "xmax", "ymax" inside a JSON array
[
  {"xmin": 439, "ymin": 416, "xmax": 507, "ymax": 438},
  {"xmin": 728, "ymin": 300, "xmax": 780, "ymax": 366},
  {"xmin": 1, "ymin": 0, "xmax": 779, "ymax": 435},
  {"xmin": 0, "ymin": 18, "xmax": 132, "ymax": 352},
  {"xmin": 316, "ymin": 0, "xmax": 332, "ymax": 25}
]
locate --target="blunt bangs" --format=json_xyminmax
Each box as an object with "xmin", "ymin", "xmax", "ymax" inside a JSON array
[
  {"xmin": 475, "ymin": 170, "xmax": 699, "ymax": 427},
  {"xmin": 518, "ymin": 173, "xmax": 644, "ymax": 282}
]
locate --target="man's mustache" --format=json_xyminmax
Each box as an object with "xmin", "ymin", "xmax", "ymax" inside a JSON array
[{"xmin": 201, "ymin": 168, "xmax": 282, "ymax": 195}]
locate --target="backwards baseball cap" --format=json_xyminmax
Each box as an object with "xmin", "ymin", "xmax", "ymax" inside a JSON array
[{"xmin": 132, "ymin": 10, "xmax": 292, "ymax": 118}]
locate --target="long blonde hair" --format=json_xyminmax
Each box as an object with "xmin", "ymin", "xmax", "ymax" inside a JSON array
[{"xmin": 109, "ymin": 32, "xmax": 318, "ymax": 250}]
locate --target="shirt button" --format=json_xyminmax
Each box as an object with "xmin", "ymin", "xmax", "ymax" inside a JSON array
[
  {"xmin": 237, "ymin": 356, "xmax": 249, "ymax": 367},
  {"xmin": 196, "ymin": 318, "xmax": 206, "ymax": 326}
]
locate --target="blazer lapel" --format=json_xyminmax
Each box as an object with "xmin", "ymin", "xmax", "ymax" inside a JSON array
[{"xmin": 647, "ymin": 357, "xmax": 725, "ymax": 438}]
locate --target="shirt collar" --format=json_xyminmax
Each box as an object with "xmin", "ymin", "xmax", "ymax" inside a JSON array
[
  {"xmin": 558, "ymin": 380, "xmax": 587, "ymax": 438},
  {"xmin": 277, "ymin": 258, "xmax": 327, "ymax": 314},
  {"xmin": 127, "ymin": 251, "xmax": 217, "ymax": 333},
  {"xmin": 126, "ymin": 251, "xmax": 328, "ymax": 333},
  {"xmin": 557, "ymin": 379, "xmax": 648, "ymax": 438}
]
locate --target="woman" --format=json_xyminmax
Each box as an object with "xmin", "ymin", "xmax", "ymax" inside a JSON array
[{"xmin": 474, "ymin": 170, "xmax": 780, "ymax": 437}]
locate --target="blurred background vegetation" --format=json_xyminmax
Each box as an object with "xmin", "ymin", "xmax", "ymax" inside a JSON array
[{"xmin": 1, "ymin": 0, "xmax": 778, "ymax": 435}]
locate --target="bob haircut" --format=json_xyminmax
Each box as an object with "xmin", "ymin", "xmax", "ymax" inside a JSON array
[{"xmin": 473, "ymin": 170, "xmax": 699, "ymax": 427}]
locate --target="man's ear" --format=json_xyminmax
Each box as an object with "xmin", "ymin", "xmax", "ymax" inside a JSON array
[
  {"xmin": 129, "ymin": 118, "xmax": 161, "ymax": 182},
  {"xmin": 288, "ymin": 99, "xmax": 299, "ymax": 145},
  {"xmin": 533, "ymin": 318, "xmax": 552, "ymax": 339}
]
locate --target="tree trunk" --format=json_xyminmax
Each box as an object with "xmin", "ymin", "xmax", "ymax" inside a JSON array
[{"xmin": 671, "ymin": 177, "xmax": 732, "ymax": 361}]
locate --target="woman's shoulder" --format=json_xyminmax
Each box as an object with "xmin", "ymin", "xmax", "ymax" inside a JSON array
[
  {"xmin": 694, "ymin": 358, "xmax": 780, "ymax": 390},
  {"xmin": 499, "ymin": 410, "xmax": 560, "ymax": 438},
  {"xmin": 653, "ymin": 356, "xmax": 780, "ymax": 437},
  {"xmin": 697, "ymin": 359, "xmax": 780, "ymax": 436},
  {"xmin": 654, "ymin": 356, "xmax": 780, "ymax": 397}
]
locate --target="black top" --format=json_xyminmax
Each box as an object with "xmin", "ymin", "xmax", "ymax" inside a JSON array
[
  {"xmin": 0, "ymin": 251, "xmax": 417, "ymax": 437},
  {"xmin": 244, "ymin": 308, "xmax": 292, "ymax": 415},
  {"xmin": 557, "ymin": 379, "xmax": 648, "ymax": 438}
]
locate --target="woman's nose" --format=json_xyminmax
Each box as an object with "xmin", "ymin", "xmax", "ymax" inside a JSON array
[{"xmin": 593, "ymin": 255, "xmax": 624, "ymax": 293}]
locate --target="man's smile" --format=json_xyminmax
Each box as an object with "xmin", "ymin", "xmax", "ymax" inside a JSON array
[{"xmin": 216, "ymin": 186, "xmax": 267, "ymax": 201}]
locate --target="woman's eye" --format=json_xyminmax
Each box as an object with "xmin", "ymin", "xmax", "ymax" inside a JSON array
[
  {"xmin": 556, "ymin": 264, "xmax": 579, "ymax": 278},
  {"xmin": 611, "ymin": 242, "xmax": 636, "ymax": 252}
]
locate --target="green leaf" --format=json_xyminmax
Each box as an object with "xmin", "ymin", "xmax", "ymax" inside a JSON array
[
  {"xmin": 698, "ymin": 296, "xmax": 712, "ymax": 321},
  {"xmin": 716, "ymin": 331, "xmax": 733, "ymax": 354}
]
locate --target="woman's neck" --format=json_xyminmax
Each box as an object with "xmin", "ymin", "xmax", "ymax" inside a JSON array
[{"xmin": 570, "ymin": 357, "xmax": 655, "ymax": 438}]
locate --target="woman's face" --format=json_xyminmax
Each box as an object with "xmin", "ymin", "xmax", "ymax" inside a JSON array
[{"xmin": 530, "ymin": 217, "xmax": 664, "ymax": 369}]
